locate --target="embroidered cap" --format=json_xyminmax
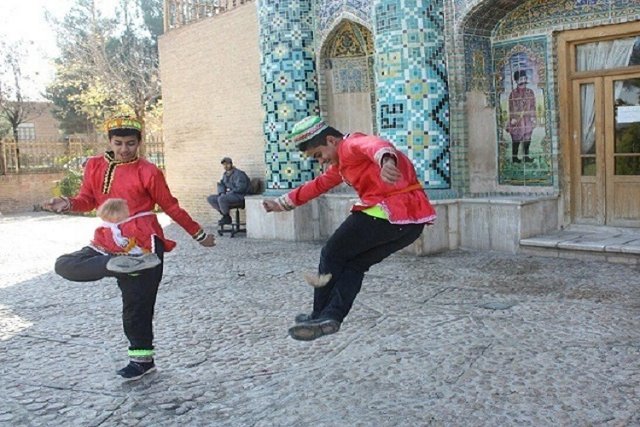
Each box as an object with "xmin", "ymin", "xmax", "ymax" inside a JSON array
[
  {"xmin": 289, "ymin": 116, "xmax": 329, "ymax": 148},
  {"xmin": 220, "ymin": 157, "xmax": 233, "ymax": 164},
  {"xmin": 105, "ymin": 115, "xmax": 143, "ymax": 132}
]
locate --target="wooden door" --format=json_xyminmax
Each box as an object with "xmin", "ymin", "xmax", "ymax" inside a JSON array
[
  {"xmin": 604, "ymin": 72, "xmax": 640, "ymax": 226},
  {"xmin": 572, "ymin": 72, "xmax": 640, "ymax": 226}
]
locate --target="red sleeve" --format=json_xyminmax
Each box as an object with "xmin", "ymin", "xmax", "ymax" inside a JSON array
[
  {"xmin": 69, "ymin": 157, "xmax": 100, "ymax": 212},
  {"xmin": 145, "ymin": 166, "xmax": 202, "ymax": 236},
  {"xmin": 287, "ymin": 165, "xmax": 343, "ymax": 206}
]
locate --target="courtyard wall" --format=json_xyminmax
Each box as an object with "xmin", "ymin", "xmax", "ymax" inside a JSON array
[
  {"xmin": 158, "ymin": 3, "xmax": 264, "ymax": 226},
  {"xmin": 0, "ymin": 173, "xmax": 63, "ymax": 214}
]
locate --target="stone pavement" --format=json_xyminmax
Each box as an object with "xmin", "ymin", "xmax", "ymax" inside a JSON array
[{"xmin": 0, "ymin": 212, "xmax": 639, "ymax": 427}]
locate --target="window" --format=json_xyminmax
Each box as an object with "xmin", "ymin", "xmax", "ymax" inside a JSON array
[
  {"xmin": 16, "ymin": 123, "xmax": 36, "ymax": 140},
  {"xmin": 576, "ymin": 36, "xmax": 640, "ymax": 72}
]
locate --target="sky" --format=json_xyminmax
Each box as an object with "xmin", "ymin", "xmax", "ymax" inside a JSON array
[{"xmin": 0, "ymin": 0, "xmax": 119, "ymax": 100}]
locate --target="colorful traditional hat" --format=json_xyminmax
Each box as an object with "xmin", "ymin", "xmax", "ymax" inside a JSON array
[
  {"xmin": 289, "ymin": 116, "xmax": 328, "ymax": 147},
  {"xmin": 104, "ymin": 115, "xmax": 143, "ymax": 132}
]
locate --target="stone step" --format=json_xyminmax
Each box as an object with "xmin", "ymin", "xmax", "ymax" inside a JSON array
[{"xmin": 519, "ymin": 225, "xmax": 640, "ymax": 265}]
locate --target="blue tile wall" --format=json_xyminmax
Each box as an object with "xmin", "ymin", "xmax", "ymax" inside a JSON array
[
  {"xmin": 258, "ymin": 0, "xmax": 320, "ymax": 192},
  {"xmin": 257, "ymin": 0, "xmax": 639, "ymax": 195},
  {"xmin": 495, "ymin": 0, "xmax": 640, "ymax": 36},
  {"xmin": 316, "ymin": 0, "xmax": 372, "ymax": 39},
  {"xmin": 374, "ymin": 0, "xmax": 451, "ymax": 189},
  {"xmin": 259, "ymin": 0, "xmax": 451, "ymax": 194}
]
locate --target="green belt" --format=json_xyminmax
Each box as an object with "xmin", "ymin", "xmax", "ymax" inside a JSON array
[{"xmin": 362, "ymin": 205, "xmax": 388, "ymax": 219}]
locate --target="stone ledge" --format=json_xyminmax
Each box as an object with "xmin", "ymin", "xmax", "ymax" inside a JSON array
[
  {"xmin": 246, "ymin": 194, "xmax": 560, "ymax": 256},
  {"xmin": 520, "ymin": 245, "xmax": 640, "ymax": 265}
]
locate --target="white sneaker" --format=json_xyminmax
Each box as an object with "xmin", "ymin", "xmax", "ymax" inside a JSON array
[{"xmin": 106, "ymin": 253, "xmax": 161, "ymax": 274}]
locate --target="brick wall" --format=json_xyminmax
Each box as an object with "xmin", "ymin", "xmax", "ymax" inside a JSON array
[
  {"xmin": 158, "ymin": 4, "xmax": 264, "ymax": 227},
  {"xmin": 0, "ymin": 173, "xmax": 63, "ymax": 214},
  {"xmin": 31, "ymin": 103, "xmax": 62, "ymax": 141}
]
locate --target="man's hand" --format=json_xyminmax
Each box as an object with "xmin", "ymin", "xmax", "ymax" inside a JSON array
[
  {"xmin": 199, "ymin": 234, "xmax": 216, "ymax": 247},
  {"xmin": 262, "ymin": 199, "xmax": 284, "ymax": 213},
  {"xmin": 41, "ymin": 197, "xmax": 69, "ymax": 213},
  {"xmin": 381, "ymin": 158, "xmax": 401, "ymax": 184}
]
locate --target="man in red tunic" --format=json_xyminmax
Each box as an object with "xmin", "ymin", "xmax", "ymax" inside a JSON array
[
  {"xmin": 42, "ymin": 116, "xmax": 215, "ymax": 381},
  {"xmin": 506, "ymin": 70, "xmax": 537, "ymax": 163},
  {"xmin": 263, "ymin": 116, "xmax": 436, "ymax": 341}
]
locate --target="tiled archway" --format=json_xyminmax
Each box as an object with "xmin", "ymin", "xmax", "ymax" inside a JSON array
[{"xmin": 318, "ymin": 19, "xmax": 376, "ymax": 135}]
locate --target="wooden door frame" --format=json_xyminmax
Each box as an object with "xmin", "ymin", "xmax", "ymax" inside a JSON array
[
  {"xmin": 571, "ymin": 77, "xmax": 606, "ymax": 224},
  {"xmin": 557, "ymin": 22, "xmax": 640, "ymax": 226}
]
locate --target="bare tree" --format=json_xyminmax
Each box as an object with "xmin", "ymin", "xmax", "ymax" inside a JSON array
[{"xmin": 0, "ymin": 41, "xmax": 40, "ymax": 141}]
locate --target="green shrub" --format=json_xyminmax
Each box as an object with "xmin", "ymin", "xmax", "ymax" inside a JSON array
[{"xmin": 57, "ymin": 169, "xmax": 83, "ymax": 197}]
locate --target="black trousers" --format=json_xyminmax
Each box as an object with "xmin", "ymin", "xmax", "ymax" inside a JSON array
[
  {"xmin": 313, "ymin": 212, "xmax": 425, "ymax": 322},
  {"xmin": 54, "ymin": 238, "xmax": 165, "ymax": 352},
  {"xmin": 512, "ymin": 138, "xmax": 531, "ymax": 158}
]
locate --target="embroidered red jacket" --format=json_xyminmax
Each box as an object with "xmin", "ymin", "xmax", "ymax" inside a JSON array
[
  {"xmin": 284, "ymin": 133, "xmax": 437, "ymax": 225},
  {"xmin": 69, "ymin": 153, "xmax": 203, "ymax": 253}
]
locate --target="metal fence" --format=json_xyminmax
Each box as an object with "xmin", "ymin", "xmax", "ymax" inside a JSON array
[
  {"xmin": 164, "ymin": 0, "xmax": 254, "ymax": 31},
  {"xmin": 0, "ymin": 135, "xmax": 165, "ymax": 175}
]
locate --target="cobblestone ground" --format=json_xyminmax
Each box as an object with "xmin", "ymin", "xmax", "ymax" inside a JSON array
[{"xmin": 0, "ymin": 212, "xmax": 639, "ymax": 426}]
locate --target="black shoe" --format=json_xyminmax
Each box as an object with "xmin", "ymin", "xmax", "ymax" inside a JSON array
[
  {"xmin": 294, "ymin": 313, "xmax": 314, "ymax": 323},
  {"xmin": 512, "ymin": 157, "xmax": 522, "ymax": 163},
  {"xmin": 288, "ymin": 318, "xmax": 341, "ymax": 341},
  {"xmin": 116, "ymin": 360, "xmax": 156, "ymax": 381},
  {"xmin": 218, "ymin": 215, "xmax": 232, "ymax": 225},
  {"xmin": 524, "ymin": 156, "xmax": 534, "ymax": 163}
]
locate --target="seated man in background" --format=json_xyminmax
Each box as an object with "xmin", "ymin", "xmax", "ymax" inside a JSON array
[{"xmin": 207, "ymin": 157, "xmax": 251, "ymax": 225}]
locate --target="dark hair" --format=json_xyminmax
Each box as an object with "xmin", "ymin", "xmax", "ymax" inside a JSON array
[
  {"xmin": 513, "ymin": 70, "xmax": 527, "ymax": 81},
  {"xmin": 297, "ymin": 127, "xmax": 343, "ymax": 152},
  {"xmin": 108, "ymin": 128, "xmax": 142, "ymax": 141}
]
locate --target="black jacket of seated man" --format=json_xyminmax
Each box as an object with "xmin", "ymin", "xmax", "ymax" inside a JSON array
[{"xmin": 207, "ymin": 157, "xmax": 251, "ymax": 225}]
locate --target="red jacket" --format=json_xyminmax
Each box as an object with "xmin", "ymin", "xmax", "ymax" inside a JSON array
[
  {"xmin": 284, "ymin": 133, "xmax": 436, "ymax": 225},
  {"xmin": 70, "ymin": 153, "xmax": 203, "ymax": 253}
]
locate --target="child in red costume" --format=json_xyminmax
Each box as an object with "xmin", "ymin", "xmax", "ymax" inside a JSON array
[
  {"xmin": 93, "ymin": 198, "xmax": 161, "ymax": 273},
  {"xmin": 42, "ymin": 116, "xmax": 215, "ymax": 381}
]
